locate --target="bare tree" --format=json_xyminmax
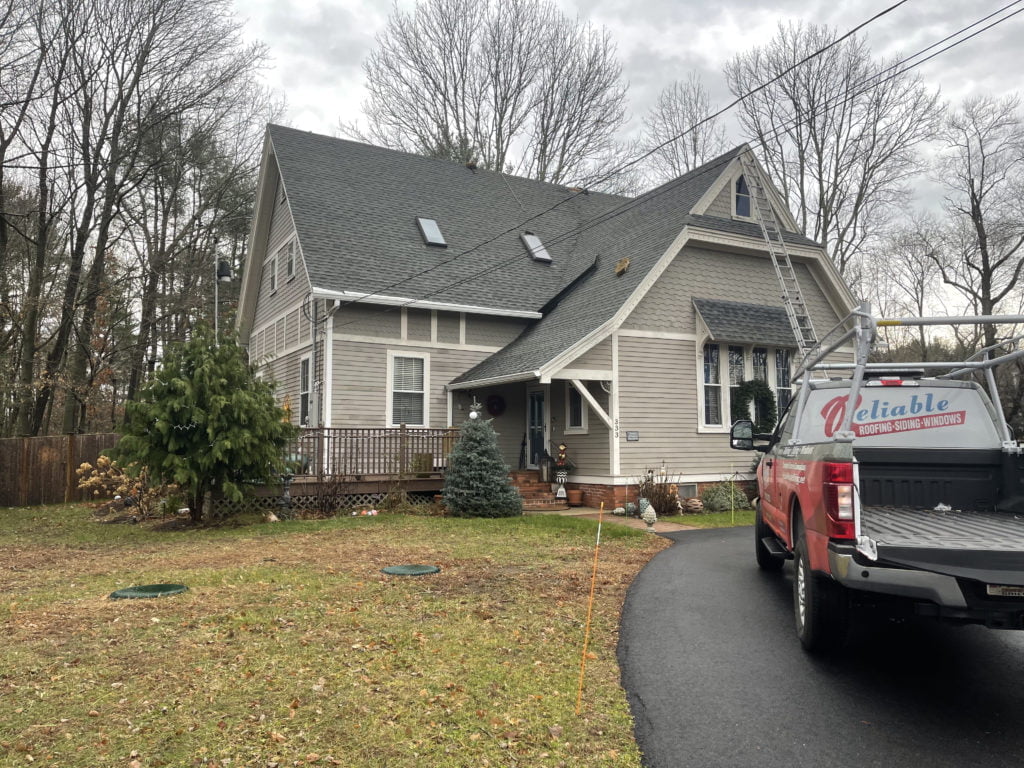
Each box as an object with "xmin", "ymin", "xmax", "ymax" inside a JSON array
[
  {"xmin": 640, "ymin": 72, "xmax": 729, "ymax": 184},
  {"xmin": 724, "ymin": 22, "xmax": 942, "ymax": 276},
  {"xmin": 351, "ymin": 0, "xmax": 628, "ymax": 187},
  {"xmin": 928, "ymin": 94, "xmax": 1024, "ymax": 349}
]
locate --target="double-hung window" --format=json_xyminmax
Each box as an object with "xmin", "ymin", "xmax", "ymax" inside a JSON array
[
  {"xmin": 735, "ymin": 175, "xmax": 752, "ymax": 218},
  {"xmin": 701, "ymin": 342, "xmax": 793, "ymax": 429},
  {"xmin": 389, "ymin": 353, "xmax": 428, "ymax": 426},
  {"xmin": 268, "ymin": 253, "xmax": 278, "ymax": 293},
  {"xmin": 284, "ymin": 240, "xmax": 295, "ymax": 280}
]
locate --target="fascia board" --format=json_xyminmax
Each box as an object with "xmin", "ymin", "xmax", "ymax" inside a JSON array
[
  {"xmin": 447, "ymin": 371, "xmax": 541, "ymax": 390},
  {"xmin": 311, "ymin": 288, "xmax": 542, "ymax": 319},
  {"xmin": 237, "ymin": 134, "xmax": 277, "ymax": 341}
]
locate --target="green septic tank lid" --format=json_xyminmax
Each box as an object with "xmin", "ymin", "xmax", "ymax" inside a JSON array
[
  {"xmin": 381, "ymin": 564, "xmax": 440, "ymax": 576},
  {"xmin": 109, "ymin": 583, "xmax": 188, "ymax": 600}
]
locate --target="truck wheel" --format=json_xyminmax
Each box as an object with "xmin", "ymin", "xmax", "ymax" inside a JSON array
[
  {"xmin": 793, "ymin": 536, "xmax": 849, "ymax": 653},
  {"xmin": 755, "ymin": 502, "xmax": 784, "ymax": 572}
]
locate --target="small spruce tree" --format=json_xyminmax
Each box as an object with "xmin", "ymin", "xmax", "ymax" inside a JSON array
[
  {"xmin": 113, "ymin": 326, "xmax": 297, "ymax": 523},
  {"xmin": 443, "ymin": 415, "xmax": 523, "ymax": 518}
]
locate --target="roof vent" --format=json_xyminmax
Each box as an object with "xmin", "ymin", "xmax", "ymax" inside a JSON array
[
  {"xmin": 416, "ymin": 217, "xmax": 447, "ymax": 247},
  {"xmin": 521, "ymin": 232, "xmax": 552, "ymax": 263}
]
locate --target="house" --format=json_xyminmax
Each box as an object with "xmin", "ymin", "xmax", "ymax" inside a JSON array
[{"xmin": 236, "ymin": 125, "xmax": 856, "ymax": 508}]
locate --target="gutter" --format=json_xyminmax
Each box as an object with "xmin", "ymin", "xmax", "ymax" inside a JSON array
[{"xmin": 311, "ymin": 288, "xmax": 542, "ymax": 320}]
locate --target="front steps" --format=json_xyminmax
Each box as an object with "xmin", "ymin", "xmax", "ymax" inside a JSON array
[{"xmin": 509, "ymin": 470, "xmax": 568, "ymax": 512}]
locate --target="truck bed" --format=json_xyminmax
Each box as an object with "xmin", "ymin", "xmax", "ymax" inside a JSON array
[{"xmin": 861, "ymin": 505, "xmax": 1024, "ymax": 550}]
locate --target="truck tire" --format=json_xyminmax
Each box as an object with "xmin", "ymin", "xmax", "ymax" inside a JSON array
[
  {"xmin": 755, "ymin": 502, "xmax": 784, "ymax": 572},
  {"xmin": 793, "ymin": 535, "xmax": 849, "ymax": 653}
]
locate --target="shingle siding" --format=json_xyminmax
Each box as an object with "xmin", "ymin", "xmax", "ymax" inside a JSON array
[
  {"xmin": 465, "ymin": 315, "xmax": 528, "ymax": 348},
  {"xmin": 253, "ymin": 187, "xmax": 310, "ymax": 332},
  {"xmin": 334, "ymin": 304, "xmax": 401, "ymax": 339}
]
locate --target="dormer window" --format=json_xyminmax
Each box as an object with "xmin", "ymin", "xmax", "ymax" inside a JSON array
[
  {"xmin": 735, "ymin": 175, "xmax": 751, "ymax": 218},
  {"xmin": 521, "ymin": 232, "xmax": 552, "ymax": 263},
  {"xmin": 416, "ymin": 217, "xmax": 447, "ymax": 247}
]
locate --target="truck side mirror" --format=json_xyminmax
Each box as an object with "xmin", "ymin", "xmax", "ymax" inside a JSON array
[{"xmin": 730, "ymin": 419, "xmax": 754, "ymax": 450}]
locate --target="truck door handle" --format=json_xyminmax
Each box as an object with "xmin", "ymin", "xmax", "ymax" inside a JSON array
[{"xmin": 765, "ymin": 459, "xmax": 773, "ymax": 468}]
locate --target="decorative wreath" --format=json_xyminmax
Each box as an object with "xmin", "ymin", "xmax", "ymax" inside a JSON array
[
  {"xmin": 486, "ymin": 394, "xmax": 506, "ymax": 417},
  {"xmin": 731, "ymin": 379, "xmax": 777, "ymax": 434}
]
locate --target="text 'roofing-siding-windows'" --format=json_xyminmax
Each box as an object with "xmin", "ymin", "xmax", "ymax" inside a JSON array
[{"xmin": 416, "ymin": 217, "xmax": 447, "ymax": 247}]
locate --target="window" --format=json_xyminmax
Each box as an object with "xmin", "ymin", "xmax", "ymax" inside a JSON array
[
  {"xmin": 735, "ymin": 175, "xmax": 751, "ymax": 218},
  {"xmin": 703, "ymin": 344, "xmax": 722, "ymax": 426},
  {"xmin": 416, "ymin": 217, "xmax": 447, "ymax": 247},
  {"xmin": 776, "ymin": 349, "xmax": 792, "ymax": 414},
  {"xmin": 299, "ymin": 356, "xmax": 311, "ymax": 426},
  {"xmin": 565, "ymin": 383, "xmax": 588, "ymax": 434},
  {"xmin": 389, "ymin": 353, "xmax": 428, "ymax": 426},
  {"xmin": 700, "ymin": 342, "xmax": 794, "ymax": 429},
  {"xmin": 284, "ymin": 240, "xmax": 295, "ymax": 280},
  {"xmin": 268, "ymin": 253, "xmax": 277, "ymax": 293}
]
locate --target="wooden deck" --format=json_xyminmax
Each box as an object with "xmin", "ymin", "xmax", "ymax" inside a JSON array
[{"xmin": 285, "ymin": 426, "xmax": 459, "ymax": 480}]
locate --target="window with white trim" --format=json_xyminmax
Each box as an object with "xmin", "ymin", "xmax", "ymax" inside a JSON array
[
  {"xmin": 565, "ymin": 383, "xmax": 588, "ymax": 434},
  {"xmin": 299, "ymin": 356, "xmax": 311, "ymax": 426},
  {"xmin": 700, "ymin": 342, "xmax": 794, "ymax": 429},
  {"xmin": 268, "ymin": 252, "xmax": 278, "ymax": 293},
  {"xmin": 284, "ymin": 239, "xmax": 295, "ymax": 280},
  {"xmin": 735, "ymin": 175, "xmax": 752, "ymax": 218},
  {"xmin": 703, "ymin": 344, "xmax": 722, "ymax": 426},
  {"xmin": 389, "ymin": 353, "xmax": 428, "ymax": 426}
]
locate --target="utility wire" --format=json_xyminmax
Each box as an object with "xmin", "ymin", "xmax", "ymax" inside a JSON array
[{"xmin": 315, "ymin": 2, "xmax": 1021, "ymax": 335}]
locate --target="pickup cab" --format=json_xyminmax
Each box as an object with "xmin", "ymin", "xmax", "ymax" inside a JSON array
[{"xmin": 732, "ymin": 306, "xmax": 1024, "ymax": 652}]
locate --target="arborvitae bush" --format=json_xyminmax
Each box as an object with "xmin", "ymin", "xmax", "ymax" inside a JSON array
[{"xmin": 442, "ymin": 416, "xmax": 523, "ymax": 518}]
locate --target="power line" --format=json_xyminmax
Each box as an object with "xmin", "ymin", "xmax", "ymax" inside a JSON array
[{"xmin": 319, "ymin": 2, "xmax": 1021, "ymax": 334}]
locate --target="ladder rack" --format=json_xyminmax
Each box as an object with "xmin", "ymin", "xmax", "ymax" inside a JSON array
[{"xmin": 739, "ymin": 148, "xmax": 817, "ymax": 356}]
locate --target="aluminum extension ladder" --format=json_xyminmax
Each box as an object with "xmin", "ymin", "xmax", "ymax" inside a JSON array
[{"xmin": 738, "ymin": 148, "xmax": 818, "ymax": 356}]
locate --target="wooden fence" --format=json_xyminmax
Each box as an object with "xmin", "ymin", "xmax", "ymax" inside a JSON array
[
  {"xmin": 0, "ymin": 427, "xmax": 460, "ymax": 507},
  {"xmin": 0, "ymin": 433, "xmax": 121, "ymax": 507}
]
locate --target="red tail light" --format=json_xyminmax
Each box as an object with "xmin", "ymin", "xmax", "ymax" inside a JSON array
[{"xmin": 824, "ymin": 462, "xmax": 855, "ymax": 540}]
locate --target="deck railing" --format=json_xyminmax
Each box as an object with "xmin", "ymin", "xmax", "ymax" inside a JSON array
[{"xmin": 286, "ymin": 426, "xmax": 460, "ymax": 478}]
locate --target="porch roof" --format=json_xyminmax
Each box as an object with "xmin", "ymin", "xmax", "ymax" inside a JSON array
[{"xmin": 693, "ymin": 298, "xmax": 797, "ymax": 348}]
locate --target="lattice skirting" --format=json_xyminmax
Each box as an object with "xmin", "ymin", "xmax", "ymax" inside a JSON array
[{"xmin": 208, "ymin": 490, "xmax": 438, "ymax": 519}]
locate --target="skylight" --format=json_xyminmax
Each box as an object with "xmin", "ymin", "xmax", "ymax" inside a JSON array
[
  {"xmin": 416, "ymin": 217, "xmax": 447, "ymax": 247},
  {"xmin": 521, "ymin": 232, "xmax": 552, "ymax": 263}
]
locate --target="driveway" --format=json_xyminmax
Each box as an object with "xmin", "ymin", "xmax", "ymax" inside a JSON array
[{"xmin": 619, "ymin": 527, "xmax": 1024, "ymax": 768}]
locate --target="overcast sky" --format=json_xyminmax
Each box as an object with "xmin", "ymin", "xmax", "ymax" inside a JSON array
[{"xmin": 232, "ymin": 0, "xmax": 1022, "ymax": 144}]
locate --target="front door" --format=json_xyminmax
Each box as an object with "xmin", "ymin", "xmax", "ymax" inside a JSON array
[{"xmin": 527, "ymin": 387, "xmax": 547, "ymax": 469}]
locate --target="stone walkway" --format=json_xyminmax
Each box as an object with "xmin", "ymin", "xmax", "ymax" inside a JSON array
[{"xmin": 526, "ymin": 506, "xmax": 695, "ymax": 533}]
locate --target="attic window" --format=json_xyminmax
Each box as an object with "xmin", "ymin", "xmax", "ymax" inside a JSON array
[
  {"xmin": 521, "ymin": 232, "xmax": 552, "ymax": 263},
  {"xmin": 416, "ymin": 217, "xmax": 447, "ymax": 247},
  {"xmin": 735, "ymin": 176, "xmax": 751, "ymax": 218}
]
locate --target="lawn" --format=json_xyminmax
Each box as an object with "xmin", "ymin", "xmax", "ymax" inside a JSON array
[
  {"xmin": 0, "ymin": 505, "xmax": 670, "ymax": 767},
  {"xmin": 660, "ymin": 508, "xmax": 756, "ymax": 528}
]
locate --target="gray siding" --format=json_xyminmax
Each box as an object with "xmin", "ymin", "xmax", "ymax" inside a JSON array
[
  {"xmin": 617, "ymin": 337, "xmax": 743, "ymax": 477},
  {"xmin": 334, "ymin": 304, "xmax": 401, "ymax": 338},
  {"xmin": 622, "ymin": 245, "xmax": 842, "ymax": 336},
  {"xmin": 437, "ymin": 311, "xmax": 460, "ymax": 344},
  {"xmin": 550, "ymin": 381, "xmax": 610, "ymax": 475},
  {"xmin": 563, "ymin": 338, "xmax": 612, "ymax": 370},
  {"xmin": 252, "ymin": 188, "xmax": 311, "ymax": 332},
  {"xmin": 407, "ymin": 308, "xmax": 431, "ymax": 341},
  {"xmin": 264, "ymin": 348, "xmax": 304, "ymax": 425},
  {"xmin": 705, "ymin": 184, "xmax": 733, "ymax": 218},
  {"xmin": 329, "ymin": 339, "xmax": 492, "ymax": 428},
  {"xmin": 451, "ymin": 384, "xmax": 524, "ymax": 468},
  {"xmin": 465, "ymin": 315, "xmax": 527, "ymax": 347}
]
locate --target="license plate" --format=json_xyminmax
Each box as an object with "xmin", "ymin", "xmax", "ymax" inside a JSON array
[{"xmin": 986, "ymin": 584, "xmax": 1024, "ymax": 598}]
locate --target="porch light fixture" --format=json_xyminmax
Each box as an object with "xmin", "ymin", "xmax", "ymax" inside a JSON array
[{"xmin": 214, "ymin": 259, "xmax": 231, "ymax": 342}]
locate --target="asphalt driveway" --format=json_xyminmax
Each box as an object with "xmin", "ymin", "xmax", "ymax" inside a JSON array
[{"xmin": 619, "ymin": 527, "xmax": 1024, "ymax": 768}]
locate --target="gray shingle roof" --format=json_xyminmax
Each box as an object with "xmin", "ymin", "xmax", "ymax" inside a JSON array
[
  {"xmin": 693, "ymin": 298, "xmax": 797, "ymax": 348},
  {"xmin": 267, "ymin": 126, "xmax": 822, "ymax": 386},
  {"xmin": 269, "ymin": 125, "xmax": 626, "ymax": 313}
]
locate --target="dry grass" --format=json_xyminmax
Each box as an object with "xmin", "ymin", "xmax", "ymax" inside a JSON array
[{"xmin": 0, "ymin": 506, "xmax": 669, "ymax": 766}]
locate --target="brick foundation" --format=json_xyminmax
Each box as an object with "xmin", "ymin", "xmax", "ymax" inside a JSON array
[{"xmin": 566, "ymin": 479, "xmax": 757, "ymax": 510}]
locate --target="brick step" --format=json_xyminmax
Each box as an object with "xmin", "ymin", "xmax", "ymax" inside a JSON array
[
  {"xmin": 518, "ymin": 492, "xmax": 559, "ymax": 502},
  {"xmin": 523, "ymin": 499, "xmax": 571, "ymax": 511},
  {"xmin": 514, "ymin": 484, "xmax": 554, "ymax": 493}
]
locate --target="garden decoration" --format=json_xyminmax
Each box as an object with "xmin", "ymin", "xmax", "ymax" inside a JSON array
[
  {"xmin": 641, "ymin": 506, "xmax": 658, "ymax": 532},
  {"xmin": 554, "ymin": 442, "xmax": 572, "ymax": 500}
]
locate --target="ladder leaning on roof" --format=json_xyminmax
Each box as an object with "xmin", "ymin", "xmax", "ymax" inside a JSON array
[{"xmin": 738, "ymin": 148, "xmax": 818, "ymax": 357}]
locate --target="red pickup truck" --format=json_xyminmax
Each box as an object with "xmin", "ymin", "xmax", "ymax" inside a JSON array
[{"xmin": 731, "ymin": 307, "xmax": 1024, "ymax": 653}]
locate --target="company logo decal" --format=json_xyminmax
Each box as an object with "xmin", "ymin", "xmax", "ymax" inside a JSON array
[{"xmin": 820, "ymin": 393, "xmax": 966, "ymax": 438}]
